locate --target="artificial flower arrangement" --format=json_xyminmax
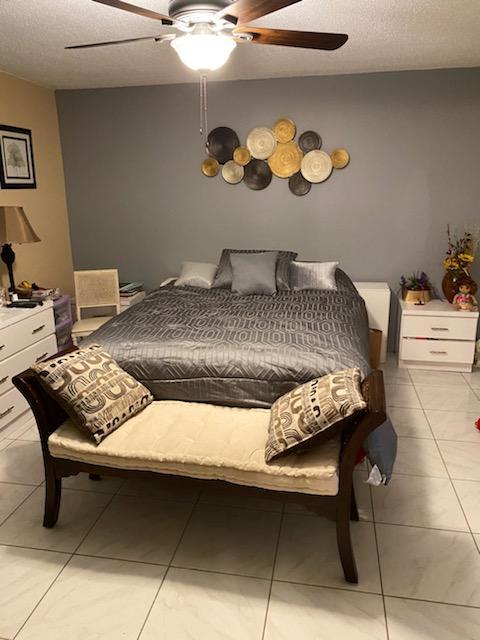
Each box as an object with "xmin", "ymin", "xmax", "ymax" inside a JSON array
[
  {"xmin": 443, "ymin": 225, "xmax": 479, "ymax": 303},
  {"xmin": 399, "ymin": 272, "xmax": 432, "ymax": 304}
]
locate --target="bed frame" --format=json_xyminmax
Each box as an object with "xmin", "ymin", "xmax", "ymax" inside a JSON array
[{"xmin": 13, "ymin": 354, "xmax": 386, "ymax": 584}]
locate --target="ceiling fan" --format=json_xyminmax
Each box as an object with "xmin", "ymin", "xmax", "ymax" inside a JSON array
[{"xmin": 66, "ymin": 0, "xmax": 349, "ymax": 71}]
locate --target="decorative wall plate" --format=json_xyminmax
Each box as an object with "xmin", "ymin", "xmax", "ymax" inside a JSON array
[
  {"xmin": 244, "ymin": 159, "xmax": 273, "ymax": 190},
  {"xmin": 301, "ymin": 150, "xmax": 333, "ymax": 183},
  {"xmin": 222, "ymin": 160, "xmax": 244, "ymax": 184},
  {"xmin": 246, "ymin": 127, "xmax": 277, "ymax": 160},
  {"xmin": 233, "ymin": 146, "xmax": 251, "ymax": 166},
  {"xmin": 272, "ymin": 118, "xmax": 296, "ymax": 143},
  {"xmin": 267, "ymin": 141, "xmax": 303, "ymax": 179},
  {"xmin": 330, "ymin": 148, "xmax": 350, "ymax": 169},
  {"xmin": 206, "ymin": 127, "xmax": 240, "ymax": 165},
  {"xmin": 201, "ymin": 157, "xmax": 220, "ymax": 177},
  {"xmin": 289, "ymin": 171, "xmax": 312, "ymax": 196},
  {"xmin": 299, "ymin": 130, "xmax": 322, "ymax": 154}
]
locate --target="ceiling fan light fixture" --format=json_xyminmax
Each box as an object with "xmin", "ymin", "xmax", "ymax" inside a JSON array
[{"xmin": 171, "ymin": 31, "xmax": 236, "ymax": 71}]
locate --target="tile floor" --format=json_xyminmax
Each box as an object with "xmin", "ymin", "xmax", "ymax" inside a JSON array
[{"xmin": 0, "ymin": 359, "xmax": 480, "ymax": 639}]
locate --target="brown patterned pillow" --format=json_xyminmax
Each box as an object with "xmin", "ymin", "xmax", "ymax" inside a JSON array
[
  {"xmin": 265, "ymin": 369, "xmax": 366, "ymax": 463},
  {"xmin": 33, "ymin": 345, "xmax": 153, "ymax": 444}
]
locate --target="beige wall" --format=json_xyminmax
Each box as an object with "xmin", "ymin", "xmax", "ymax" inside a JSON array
[{"xmin": 0, "ymin": 71, "xmax": 74, "ymax": 295}]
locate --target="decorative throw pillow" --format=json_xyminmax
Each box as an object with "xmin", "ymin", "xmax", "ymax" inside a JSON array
[
  {"xmin": 212, "ymin": 249, "xmax": 297, "ymax": 290},
  {"xmin": 265, "ymin": 368, "xmax": 366, "ymax": 462},
  {"xmin": 174, "ymin": 262, "xmax": 217, "ymax": 289},
  {"xmin": 33, "ymin": 345, "xmax": 153, "ymax": 444},
  {"xmin": 290, "ymin": 261, "xmax": 339, "ymax": 291},
  {"xmin": 230, "ymin": 251, "xmax": 278, "ymax": 295}
]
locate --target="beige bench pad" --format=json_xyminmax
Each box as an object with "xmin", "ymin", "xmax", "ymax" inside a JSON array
[{"xmin": 48, "ymin": 400, "xmax": 340, "ymax": 496}]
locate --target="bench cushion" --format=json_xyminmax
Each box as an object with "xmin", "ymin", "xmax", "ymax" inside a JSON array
[{"xmin": 48, "ymin": 400, "xmax": 341, "ymax": 496}]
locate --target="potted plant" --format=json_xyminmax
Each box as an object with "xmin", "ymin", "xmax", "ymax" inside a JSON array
[
  {"xmin": 399, "ymin": 272, "xmax": 432, "ymax": 304},
  {"xmin": 442, "ymin": 225, "xmax": 478, "ymax": 303}
]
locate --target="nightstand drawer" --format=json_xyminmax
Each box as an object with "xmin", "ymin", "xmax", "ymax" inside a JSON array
[
  {"xmin": 0, "ymin": 308, "xmax": 55, "ymax": 362},
  {"xmin": 0, "ymin": 387, "xmax": 29, "ymax": 430},
  {"xmin": 401, "ymin": 338, "xmax": 475, "ymax": 364},
  {"xmin": 401, "ymin": 315, "xmax": 478, "ymax": 341},
  {"xmin": 0, "ymin": 334, "xmax": 58, "ymax": 395}
]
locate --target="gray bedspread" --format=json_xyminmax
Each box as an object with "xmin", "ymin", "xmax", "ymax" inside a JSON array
[{"xmin": 85, "ymin": 270, "xmax": 370, "ymax": 408}]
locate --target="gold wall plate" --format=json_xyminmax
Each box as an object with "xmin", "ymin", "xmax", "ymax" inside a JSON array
[
  {"xmin": 246, "ymin": 127, "xmax": 277, "ymax": 160},
  {"xmin": 268, "ymin": 141, "xmax": 303, "ymax": 179},
  {"xmin": 331, "ymin": 148, "xmax": 350, "ymax": 169},
  {"xmin": 301, "ymin": 150, "xmax": 333, "ymax": 183},
  {"xmin": 201, "ymin": 157, "xmax": 220, "ymax": 177},
  {"xmin": 272, "ymin": 118, "xmax": 296, "ymax": 143},
  {"xmin": 222, "ymin": 160, "xmax": 244, "ymax": 184},
  {"xmin": 233, "ymin": 146, "xmax": 251, "ymax": 166}
]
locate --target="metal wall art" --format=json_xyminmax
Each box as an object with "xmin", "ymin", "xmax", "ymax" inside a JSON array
[{"xmin": 201, "ymin": 118, "xmax": 349, "ymax": 196}]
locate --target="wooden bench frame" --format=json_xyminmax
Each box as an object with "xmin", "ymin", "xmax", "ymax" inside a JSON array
[{"xmin": 13, "ymin": 358, "xmax": 386, "ymax": 584}]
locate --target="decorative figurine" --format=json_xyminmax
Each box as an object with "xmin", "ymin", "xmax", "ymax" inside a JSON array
[{"xmin": 452, "ymin": 280, "xmax": 478, "ymax": 311}]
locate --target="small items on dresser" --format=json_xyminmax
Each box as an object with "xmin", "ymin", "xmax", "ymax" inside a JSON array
[{"xmin": 452, "ymin": 279, "xmax": 478, "ymax": 312}]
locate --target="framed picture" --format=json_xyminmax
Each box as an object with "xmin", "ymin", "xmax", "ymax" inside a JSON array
[{"xmin": 0, "ymin": 125, "xmax": 37, "ymax": 189}]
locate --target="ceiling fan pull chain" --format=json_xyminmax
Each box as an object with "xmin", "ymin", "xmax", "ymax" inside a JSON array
[{"xmin": 199, "ymin": 73, "xmax": 208, "ymax": 141}]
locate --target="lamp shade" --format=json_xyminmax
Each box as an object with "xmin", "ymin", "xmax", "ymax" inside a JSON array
[{"xmin": 0, "ymin": 206, "xmax": 40, "ymax": 244}]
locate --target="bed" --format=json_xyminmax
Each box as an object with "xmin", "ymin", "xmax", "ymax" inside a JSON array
[{"xmin": 85, "ymin": 269, "xmax": 370, "ymax": 408}]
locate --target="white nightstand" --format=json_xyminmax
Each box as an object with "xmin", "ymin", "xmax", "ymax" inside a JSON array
[
  {"xmin": 398, "ymin": 298, "xmax": 479, "ymax": 372},
  {"xmin": 0, "ymin": 302, "xmax": 57, "ymax": 436}
]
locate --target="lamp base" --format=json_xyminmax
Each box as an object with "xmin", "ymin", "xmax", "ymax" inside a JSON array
[{"xmin": 1, "ymin": 243, "xmax": 16, "ymax": 293}]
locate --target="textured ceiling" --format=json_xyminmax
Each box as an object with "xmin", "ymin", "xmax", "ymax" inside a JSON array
[{"xmin": 0, "ymin": 0, "xmax": 479, "ymax": 89}]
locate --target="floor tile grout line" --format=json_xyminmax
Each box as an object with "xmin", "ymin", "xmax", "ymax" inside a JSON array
[
  {"xmin": 261, "ymin": 503, "xmax": 285, "ymax": 640},
  {"xmin": 384, "ymin": 592, "xmax": 480, "ymax": 611},
  {"xmin": 368, "ymin": 475, "xmax": 390, "ymax": 640},
  {"xmin": 135, "ymin": 490, "xmax": 203, "ymax": 640},
  {"xmin": 423, "ymin": 410, "xmax": 479, "ymax": 549},
  {"xmin": 12, "ymin": 552, "xmax": 74, "ymax": 639},
  {"xmin": 0, "ymin": 484, "xmax": 38, "ymax": 528},
  {"xmin": 11, "ymin": 476, "xmax": 128, "ymax": 639}
]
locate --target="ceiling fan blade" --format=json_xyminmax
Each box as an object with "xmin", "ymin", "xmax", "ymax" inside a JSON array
[
  {"xmin": 234, "ymin": 27, "xmax": 348, "ymax": 50},
  {"xmin": 92, "ymin": 0, "xmax": 176, "ymax": 25},
  {"xmin": 66, "ymin": 34, "xmax": 174, "ymax": 49},
  {"xmin": 216, "ymin": 0, "xmax": 302, "ymax": 25}
]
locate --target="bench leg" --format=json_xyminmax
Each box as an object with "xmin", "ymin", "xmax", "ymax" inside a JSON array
[
  {"xmin": 336, "ymin": 488, "xmax": 358, "ymax": 584},
  {"xmin": 350, "ymin": 487, "xmax": 360, "ymax": 521},
  {"xmin": 43, "ymin": 472, "xmax": 62, "ymax": 528}
]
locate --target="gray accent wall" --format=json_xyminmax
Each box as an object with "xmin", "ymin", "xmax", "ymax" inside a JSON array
[{"xmin": 56, "ymin": 68, "xmax": 480, "ymax": 348}]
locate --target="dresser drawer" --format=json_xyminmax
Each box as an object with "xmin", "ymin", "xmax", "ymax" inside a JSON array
[
  {"xmin": 0, "ymin": 334, "xmax": 58, "ymax": 395},
  {"xmin": 401, "ymin": 314, "xmax": 477, "ymax": 341},
  {"xmin": 0, "ymin": 308, "xmax": 55, "ymax": 362},
  {"xmin": 0, "ymin": 386, "xmax": 29, "ymax": 430},
  {"xmin": 401, "ymin": 338, "xmax": 475, "ymax": 364}
]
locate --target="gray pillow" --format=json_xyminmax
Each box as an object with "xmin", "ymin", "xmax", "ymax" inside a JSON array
[
  {"xmin": 174, "ymin": 262, "xmax": 217, "ymax": 289},
  {"xmin": 230, "ymin": 252, "xmax": 278, "ymax": 296},
  {"xmin": 212, "ymin": 249, "xmax": 297, "ymax": 290},
  {"xmin": 290, "ymin": 261, "xmax": 339, "ymax": 291}
]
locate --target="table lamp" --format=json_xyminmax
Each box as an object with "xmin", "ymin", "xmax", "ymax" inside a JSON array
[{"xmin": 0, "ymin": 206, "xmax": 40, "ymax": 292}]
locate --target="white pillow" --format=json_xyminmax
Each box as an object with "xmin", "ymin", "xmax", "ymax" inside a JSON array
[
  {"xmin": 174, "ymin": 262, "xmax": 217, "ymax": 289},
  {"xmin": 290, "ymin": 261, "xmax": 339, "ymax": 291}
]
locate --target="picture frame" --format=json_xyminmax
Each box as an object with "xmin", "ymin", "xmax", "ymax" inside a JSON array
[{"xmin": 0, "ymin": 124, "xmax": 37, "ymax": 189}]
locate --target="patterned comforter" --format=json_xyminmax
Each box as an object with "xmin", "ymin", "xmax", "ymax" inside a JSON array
[{"xmin": 86, "ymin": 270, "xmax": 370, "ymax": 408}]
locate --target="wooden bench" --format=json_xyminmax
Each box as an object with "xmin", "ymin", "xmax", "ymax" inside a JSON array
[{"xmin": 13, "ymin": 365, "xmax": 386, "ymax": 584}]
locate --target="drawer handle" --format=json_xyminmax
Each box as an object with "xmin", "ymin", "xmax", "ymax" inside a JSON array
[
  {"xmin": 0, "ymin": 406, "xmax": 14, "ymax": 419},
  {"xmin": 431, "ymin": 327, "xmax": 449, "ymax": 332},
  {"xmin": 32, "ymin": 324, "xmax": 45, "ymax": 334},
  {"xmin": 0, "ymin": 345, "xmax": 4, "ymax": 351},
  {"xmin": 430, "ymin": 350, "xmax": 448, "ymax": 355},
  {"xmin": 0, "ymin": 376, "xmax": 8, "ymax": 385},
  {"xmin": 35, "ymin": 353, "xmax": 48, "ymax": 363}
]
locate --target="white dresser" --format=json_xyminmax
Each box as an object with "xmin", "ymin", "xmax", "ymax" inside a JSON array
[
  {"xmin": 0, "ymin": 302, "xmax": 57, "ymax": 436},
  {"xmin": 398, "ymin": 298, "xmax": 479, "ymax": 372},
  {"xmin": 354, "ymin": 282, "xmax": 391, "ymax": 363}
]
